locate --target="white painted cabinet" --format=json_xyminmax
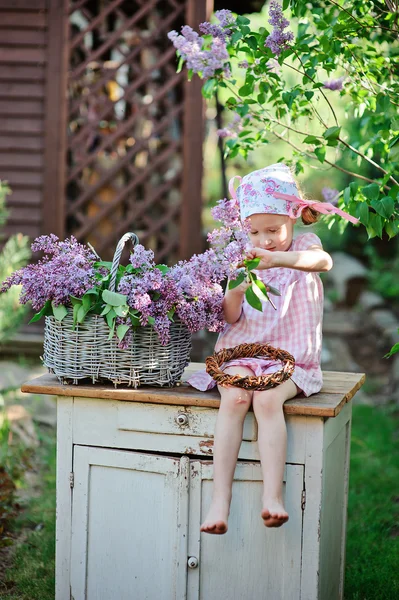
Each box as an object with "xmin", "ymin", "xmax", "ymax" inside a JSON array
[{"xmin": 21, "ymin": 368, "xmax": 365, "ymax": 600}]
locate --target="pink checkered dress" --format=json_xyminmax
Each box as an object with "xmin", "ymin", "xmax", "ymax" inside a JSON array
[{"xmin": 188, "ymin": 232, "xmax": 324, "ymax": 397}]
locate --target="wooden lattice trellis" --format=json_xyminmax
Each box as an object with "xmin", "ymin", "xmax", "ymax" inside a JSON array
[{"xmin": 66, "ymin": 0, "xmax": 208, "ymax": 262}]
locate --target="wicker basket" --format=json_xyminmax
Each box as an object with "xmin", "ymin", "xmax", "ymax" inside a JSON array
[
  {"xmin": 205, "ymin": 342, "xmax": 295, "ymax": 391},
  {"xmin": 43, "ymin": 233, "xmax": 192, "ymax": 387}
]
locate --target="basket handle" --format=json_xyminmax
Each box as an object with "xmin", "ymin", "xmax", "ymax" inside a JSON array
[{"xmin": 109, "ymin": 232, "xmax": 139, "ymax": 292}]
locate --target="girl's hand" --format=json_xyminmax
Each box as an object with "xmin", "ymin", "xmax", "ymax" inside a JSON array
[{"xmin": 246, "ymin": 247, "xmax": 276, "ymax": 270}]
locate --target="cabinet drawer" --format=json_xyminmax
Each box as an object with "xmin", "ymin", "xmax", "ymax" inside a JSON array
[{"xmin": 117, "ymin": 402, "xmax": 257, "ymax": 442}]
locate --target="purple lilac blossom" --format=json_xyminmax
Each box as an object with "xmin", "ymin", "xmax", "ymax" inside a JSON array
[
  {"xmin": 199, "ymin": 9, "xmax": 235, "ymax": 41},
  {"xmin": 168, "ymin": 27, "xmax": 229, "ymax": 80},
  {"xmin": 0, "ymin": 235, "xmax": 97, "ymax": 310},
  {"xmin": 216, "ymin": 112, "xmax": 245, "ymax": 139},
  {"xmin": 265, "ymin": 1, "xmax": 294, "ymax": 57},
  {"xmin": 323, "ymin": 77, "xmax": 345, "ymax": 91},
  {"xmin": 321, "ymin": 187, "xmax": 339, "ymax": 205},
  {"xmin": 129, "ymin": 244, "xmax": 155, "ymax": 270}
]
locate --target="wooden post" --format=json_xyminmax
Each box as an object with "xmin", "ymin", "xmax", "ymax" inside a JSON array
[
  {"xmin": 180, "ymin": 0, "xmax": 213, "ymax": 260},
  {"xmin": 42, "ymin": 0, "xmax": 68, "ymax": 237}
]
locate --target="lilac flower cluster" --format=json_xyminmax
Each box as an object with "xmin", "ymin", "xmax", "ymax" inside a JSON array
[
  {"xmin": 207, "ymin": 197, "xmax": 251, "ymax": 280},
  {"xmin": 216, "ymin": 112, "xmax": 245, "ymax": 139},
  {"xmin": 323, "ymin": 77, "xmax": 345, "ymax": 91},
  {"xmin": 322, "ymin": 187, "xmax": 339, "ymax": 205},
  {"xmin": 265, "ymin": 1, "xmax": 294, "ymax": 57},
  {"xmin": 199, "ymin": 9, "xmax": 236, "ymax": 42},
  {"xmin": 0, "ymin": 235, "xmax": 97, "ymax": 310},
  {"xmin": 168, "ymin": 23, "xmax": 230, "ymax": 80}
]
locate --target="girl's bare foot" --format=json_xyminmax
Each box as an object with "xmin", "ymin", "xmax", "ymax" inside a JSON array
[
  {"xmin": 261, "ymin": 498, "xmax": 289, "ymax": 528},
  {"xmin": 200, "ymin": 498, "xmax": 230, "ymax": 535}
]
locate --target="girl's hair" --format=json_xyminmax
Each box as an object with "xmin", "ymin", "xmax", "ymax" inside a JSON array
[{"xmin": 289, "ymin": 167, "xmax": 320, "ymax": 226}]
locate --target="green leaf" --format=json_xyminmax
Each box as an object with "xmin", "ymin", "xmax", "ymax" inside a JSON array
[
  {"xmin": 73, "ymin": 302, "xmax": 80, "ymax": 327},
  {"xmin": 304, "ymin": 91, "xmax": 314, "ymax": 100},
  {"xmin": 371, "ymin": 196, "xmax": 395, "ymax": 219},
  {"xmin": 357, "ymin": 202, "xmax": 369, "ymax": 226},
  {"xmin": 303, "ymin": 135, "xmax": 319, "ymax": 144},
  {"xmin": 252, "ymin": 279, "xmax": 269, "ymax": 301},
  {"xmin": 106, "ymin": 308, "xmax": 116, "ymax": 328},
  {"xmin": 245, "ymin": 286, "xmax": 263, "ymax": 312},
  {"xmin": 77, "ymin": 305, "xmax": 87, "ymax": 324},
  {"xmin": 323, "ymin": 126, "xmax": 341, "ymax": 141},
  {"xmin": 237, "ymin": 16, "xmax": 250, "ymax": 25},
  {"xmin": 384, "ymin": 341, "xmax": 399, "ymax": 358},
  {"xmin": 238, "ymin": 84, "xmax": 253, "ymax": 97},
  {"xmin": 129, "ymin": 311, "xmax": 140, "ymax": 326},
  {"xmin": 100, "ymin": 304, "xmax": 112, "ymax": 316},
  {"xmin": 367, "ymin": 213, "xmax": 383, "ymax": 239},
  {"xmin": 314, "ymin": 146, "xmax": 326, "ymax": 163},
  {"xmin": 247, "ymin": 36, "xmax": 258, "ymax": 50},
  {"xmin": 385, "ymin": 220, "xmax": 399, "ymax": 239},
  {"xmin": 343, "ymin": 186, "xmax": 351, "ymax": 205},
  {"xmin": 228, "ymin": 272, "xmax": 245, "ymax": 289},
  {"xmin": 29, "ymin": 300, "xmax": 52, "ymax": 324},
  {"xmin": 102, "ymin": 289, "xmax": 128, "ymax": 306},
  {"xmin": 176, "ymin": 56, "xmax": 184, "ymax": 74},
  {"xmin": 94, "ymin": 261, "xmax": 113, "ymax": 269},
  {"xmin": 202, "ymin": 78, "xmax": 218, "ymax": 98},
  {"xmin": 362, "ymin": 183, "xmax": 380, "ymax": 201},
  {"xmin": 51, "ymin": 302, "xmax": 68, "ymax": 322},
  {"xmin": 231, "ymin": 30, "xmax": 242, "ymax": 44},
  {"xmin": 70, "ymin": 296, "xmax": 82, "ymax": 307},
  {"xmin": 116, "ymin": 324, "xmax": 130, "ymax": 342},
  {"xmin": 155, "ymin": 264, "xmax": 169, "ymax": 274},
  {"xmin": 82, "ymin": 295, "xmax": 92, "ymax": 312},
  {"xmin": 114, "ymin": 304, "xmax": 129, "ymax": 318},
  {"xmin": 244, "ymin": 257, "xmax": 260, "ymax": 271},
  {"xmin": 147, "ymin": 316, "xmax": 155, "ymax": 325}
]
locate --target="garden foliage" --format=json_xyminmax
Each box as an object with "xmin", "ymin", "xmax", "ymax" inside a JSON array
[
  {"xmin": 169, "ymin": 1, "xmax": 399, "ymax": 240},
  {"xmin": 0, "ymin": 181, "xmax": 30, "ymax": 343}
]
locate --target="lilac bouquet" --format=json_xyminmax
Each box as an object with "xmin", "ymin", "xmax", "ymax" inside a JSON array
[
  {"xmin": 208, "ymin": 197, "xmax": 280, "ymax": 310},
  {"xmin": 0, "ymin": 233, "xmax": 229, "ymax": 347}
]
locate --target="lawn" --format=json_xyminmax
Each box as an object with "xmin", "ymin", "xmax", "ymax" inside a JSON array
[{"xmin": 0, "ymin": 404, "xmax": 398, "ymax": 599}]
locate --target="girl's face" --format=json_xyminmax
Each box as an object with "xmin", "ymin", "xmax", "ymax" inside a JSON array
[{"xmin": 248, "ymin": 213, "xmax": 295, "ymax": 252}]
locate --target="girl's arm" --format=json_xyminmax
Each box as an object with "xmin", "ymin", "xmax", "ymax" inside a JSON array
[
  {"xmin": 247, "ymin": 245, "xmax": 333, "ymax": 273},
  {"xmin": 223, "ymin": 280, "xmax": 250, "ymax": 324}
]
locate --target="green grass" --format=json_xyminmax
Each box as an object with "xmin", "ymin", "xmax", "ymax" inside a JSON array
[
  {"xmin": 0, "ymin": 427, "xmax": 56, "ymax": 600},
  {"xmin": 0, "ymin": 405, "xmax": 398, "ymax": 599},
  {"xmin": 345, "ymin": 404, "xmax": 399, "ymax": 600}
]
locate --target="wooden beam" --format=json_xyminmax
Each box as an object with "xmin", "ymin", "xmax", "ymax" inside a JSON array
[
  {"xmin": 180, "ymin": 0, "xmax": 214, "ymax": 260},
  {"xmin": 42, "ymin": 0, "xmax": 68, "ymax": 237}
]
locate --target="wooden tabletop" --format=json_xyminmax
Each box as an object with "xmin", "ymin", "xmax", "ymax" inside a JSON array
[{"xmin": 21, "ymin": 363, "xmax": 365, "ymax": 418}]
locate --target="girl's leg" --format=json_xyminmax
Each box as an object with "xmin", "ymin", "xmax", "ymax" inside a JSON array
[
  {"xmin": 200, "ymin": 367, "xmax": 254, "ymax": 535},
  {"xmin": 252, "ymin": 379, "xmax": 298, "ymax": 528}
]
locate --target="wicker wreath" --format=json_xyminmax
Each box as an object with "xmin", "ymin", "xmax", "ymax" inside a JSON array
[{"xmin": 205, "ymin": 342, "xmax": 295, "ymax": 391}]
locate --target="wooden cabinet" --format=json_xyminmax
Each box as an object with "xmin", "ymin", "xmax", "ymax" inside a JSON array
[{"xmin": 22, "ymin": 367, "xmax": 365, "ymax": 600}]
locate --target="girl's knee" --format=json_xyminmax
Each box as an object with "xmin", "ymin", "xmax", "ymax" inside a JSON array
[
  {"xmin": 219, "ymin": 387, "xmax": 253, "ymax": 411},
  {"xmin": 253, "ymin": 389, "xmax": 284, "ymax": 416}
]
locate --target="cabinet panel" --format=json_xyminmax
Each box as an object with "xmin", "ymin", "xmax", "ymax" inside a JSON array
[
  {"xmin": 188, "ymin": 461, "xmax": 304, "ymax": 600},
  {"xmin": 70, "ymin": 446, "xmax": 189, "ymax": 600},
  {"xmin": 117, "ymin": 401, "xmax": 257, "ymax": 441}
]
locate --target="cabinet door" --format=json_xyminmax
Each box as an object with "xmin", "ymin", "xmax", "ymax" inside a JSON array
[
  {"xmin": 70, "ymin": 446, "xmax": 189, "ymax": 600},
  {"xmin": 187, "ymin": 461, "xmax": 304, "ymax": 600}
]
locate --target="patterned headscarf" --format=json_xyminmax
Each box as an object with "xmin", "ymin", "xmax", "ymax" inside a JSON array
[{"xmin": 229, "ymin": 163, "xmax": 359, "ymax": 224}]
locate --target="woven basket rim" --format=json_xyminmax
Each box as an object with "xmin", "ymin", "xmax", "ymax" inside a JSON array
[{"xmin": 205, "ymin": 342, "xmax": 295, "ymax": 391}]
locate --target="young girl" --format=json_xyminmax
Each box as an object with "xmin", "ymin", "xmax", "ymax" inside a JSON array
[{"xmin": 188, "ymin": 163, "xmax": 358, "ymax": 534}]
